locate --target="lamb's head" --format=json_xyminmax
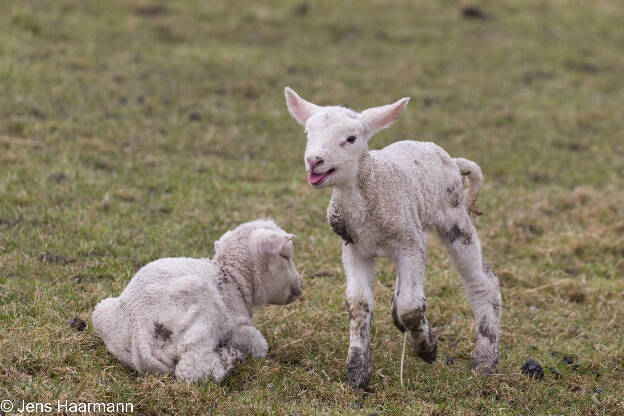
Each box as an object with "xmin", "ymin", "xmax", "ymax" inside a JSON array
[
  {"xmin": 214, "ymin": 219, "xmax": 302, "ymax": 306},
  {"xmin": 285, "ymin": 87, "xmax": 409, "ymax": 188}
]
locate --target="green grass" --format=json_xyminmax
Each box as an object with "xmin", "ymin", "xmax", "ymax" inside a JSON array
[{"xmin": 1, "ymin": 0, "xmax": 623, "ymax": 414}]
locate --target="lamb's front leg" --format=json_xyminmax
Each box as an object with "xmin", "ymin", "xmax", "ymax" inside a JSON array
[
  {"xmin": 342, "ymin": 244, "xmax": 375, "ymax": 389},
  {"xmin": 230, "ymin": 324, "xmax": 268, "ymax": 358},
  {"xmin": 392, "ymin": 242, "xmax": 438, "ymax": 363}
]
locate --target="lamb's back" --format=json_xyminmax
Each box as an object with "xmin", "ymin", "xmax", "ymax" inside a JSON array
[
  {"xmin": 374, "ymin": 141, "xmax": 456, "ymax": 181},
  {"xmin": 355, "ymin": 141, "xmax": 463, "ymax": 235},
  {"xmin": 119, "ymin": 257, "xmax": 225, "ymax": 330},
  {"xmin": 111, "ymin": 257, "xmax": 229, "ymax": 373},
  {"xmin": 124, "ymin": 257, "xmax": 217, "ymax": 292}
]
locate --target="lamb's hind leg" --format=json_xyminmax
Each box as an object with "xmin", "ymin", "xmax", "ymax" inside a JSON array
[
  {"xmin": 392, "ymin": 238, "xmax": 438, "ymax": 363},
  {"xmin": 342, "ymin": 244, "xmax": 375, "ymax": 389},
  {"xmin": 437, "ymin": 210, "xmax": 502, "ymax": 374}
]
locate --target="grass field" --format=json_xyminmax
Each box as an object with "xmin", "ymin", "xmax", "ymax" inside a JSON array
[{"xmin": 1, "ymin": 0, "xmax": 623, "ymax": 414}]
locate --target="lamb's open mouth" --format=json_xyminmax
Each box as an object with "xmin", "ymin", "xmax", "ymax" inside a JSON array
[{"xmin": 308, "ymin": 168, "xmax": 336, "ymax": 185}]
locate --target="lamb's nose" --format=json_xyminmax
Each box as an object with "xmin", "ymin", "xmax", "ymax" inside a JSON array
[
  {"xmin": 291, "ymin": 284, "xmax": 302, "ymax": 298},
  {"xmin": 307, "ymin": 157, "xmax": 324, "ymax": 170}
]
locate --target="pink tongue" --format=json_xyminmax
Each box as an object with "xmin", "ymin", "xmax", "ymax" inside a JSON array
[{"xmin": 308, "ymin": 172, "xmax": 326, "ymax": 184}]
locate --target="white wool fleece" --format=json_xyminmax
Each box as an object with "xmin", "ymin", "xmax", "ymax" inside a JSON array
[
  {"xmin": 92, "ymin": 219, "xmax": 302, "ymax": 383},
  {"xmin": 285, "ymin": 87, "xmax": 502, "ymax": 389}
]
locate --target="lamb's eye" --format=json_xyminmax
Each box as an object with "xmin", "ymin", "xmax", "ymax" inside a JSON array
[
  {"xmin": 346, "ymin": 135, "xmax": 357, "ymax": 144},
  {"xmin": 280, "ymin": 254, "xmax": 289, "ymax": 261}
]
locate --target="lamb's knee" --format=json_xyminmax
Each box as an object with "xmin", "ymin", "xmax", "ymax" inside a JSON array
[
  {"xmin": 477, "ymin": 261, "xmax": 503, "ymax": 317},
  {"xmin": 439, "ymin": 220, "xmax": 474, "ymax": 247},
  {"xmin": 244, "ymin": 328, "xmax": 268, "ymax": 358},
  {"xmin": 231, "ymin": 325, "xmax": 268, "ymax": 358},
  {"xmin": 483, "ymin": 261, "xmax": 502, "ymax": 294},
  {"xmin": 251, "ymin": 337, "xmax": 268, "ymax": 358}
]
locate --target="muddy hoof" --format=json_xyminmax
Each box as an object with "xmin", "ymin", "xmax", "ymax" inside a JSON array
[
  {"xmin": 399, "ymin": 306, "xmax": 426, "ymax": 333},
  {"xmin": 346, "ymin": 346, "xmax": 371, "ymax": 388},
  {"xmin": 474, "ymin": 362, "xmax": 498, "ymax": 375},
  {"xmin": 410, "ymin": 328, "xmax": 438, "ymax": 364},
  {"xmin": 416, "ymin": 342, "xmax": 437, "ymax": 364},
  {"xmin": 346, "ymin": 367, "xmax": 371, "ymax": 389},
  {"xmin": 473, "ymin": 343, "xmax": 499, "ymax": 375}
]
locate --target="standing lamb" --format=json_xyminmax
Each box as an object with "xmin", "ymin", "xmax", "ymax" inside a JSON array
[
  {"xmin": 92, "ymin": 219, "xmax": 302, "ymax": 383},
  {"xmin": 284, "ymin": 87, "xmax": 502, "ymax": 388}
]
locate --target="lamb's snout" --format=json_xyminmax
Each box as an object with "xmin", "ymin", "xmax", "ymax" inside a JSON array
[
  {"xmin": 287, "ymin": 279, "xmax": 303, "ymax": 303},
  {"xmin": 306, "ymin": 156, "xmax": 324, "ymax": 172}
]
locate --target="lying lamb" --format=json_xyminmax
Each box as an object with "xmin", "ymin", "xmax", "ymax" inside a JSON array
[
  {"xmin": 284, "ymin": 87, "xmax": 502, "ymax": 388},
  {"xmin": 92, "ymin": 219, "xmax": 302, "ymax": 383}
]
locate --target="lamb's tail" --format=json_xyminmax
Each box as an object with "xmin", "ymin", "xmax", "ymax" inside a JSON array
[{"xmin": 454, "ymin": 157, "xmax": 483, "ymax": 215}]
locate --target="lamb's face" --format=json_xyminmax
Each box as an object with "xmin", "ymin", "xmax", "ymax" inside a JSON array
[
  {"xmin": 215, "ymin": 220, "xmax": 302, "ymax": 306},
  {"xmin": 303, "ymin": 108, "xmax": 369, "ymax": 188},
  {"xmin": 262, "ymin": 239, "xmax": 302, "ymax": 305},
  {"xmin": 247, "ymin": 226, "xmax": 302, "ymax": 305},
  {"xmin": 285, "ymin": 87, "xmax": 410, "ymax": 189}
]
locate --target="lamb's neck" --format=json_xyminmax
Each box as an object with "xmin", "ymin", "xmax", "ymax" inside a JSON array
[
  {"xmin": 332, "ymin": 187, "xmax": 365, "ymax": 217},
  {"xmin": 214, "ymin": 257, "xmax": 255, "ymax": 318},
  {"xmin": 332, "ymin": 152, "xmax": 373, "ymax": 214}
]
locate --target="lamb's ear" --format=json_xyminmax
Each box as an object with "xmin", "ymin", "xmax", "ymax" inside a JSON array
[
  {"xmin": 250, "ymin": 229, "xmax": 295, "ymax": 256},
  {"xmin": 361, "ymin": 97, "xmax": 410, "ymax": 134},
  {"xmin": 284, "ymin": 87, "xmax": 320, "ymax": 126}
]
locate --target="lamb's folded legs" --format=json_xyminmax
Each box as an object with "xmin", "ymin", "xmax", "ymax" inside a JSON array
[
  {"xmin": 342, "ymin": 244, "xmax": 375, "ymax": 389},
  {"xmin": 175, "ymin": 346, "xmax": 245, "ymax": 383},
  {"xmin": 392, "ymin": 242, "xmax": 438, "ymax": 363},
  {"xmin": 230, "ymin": 325, "xmax": 269, "ymax": 358}
]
